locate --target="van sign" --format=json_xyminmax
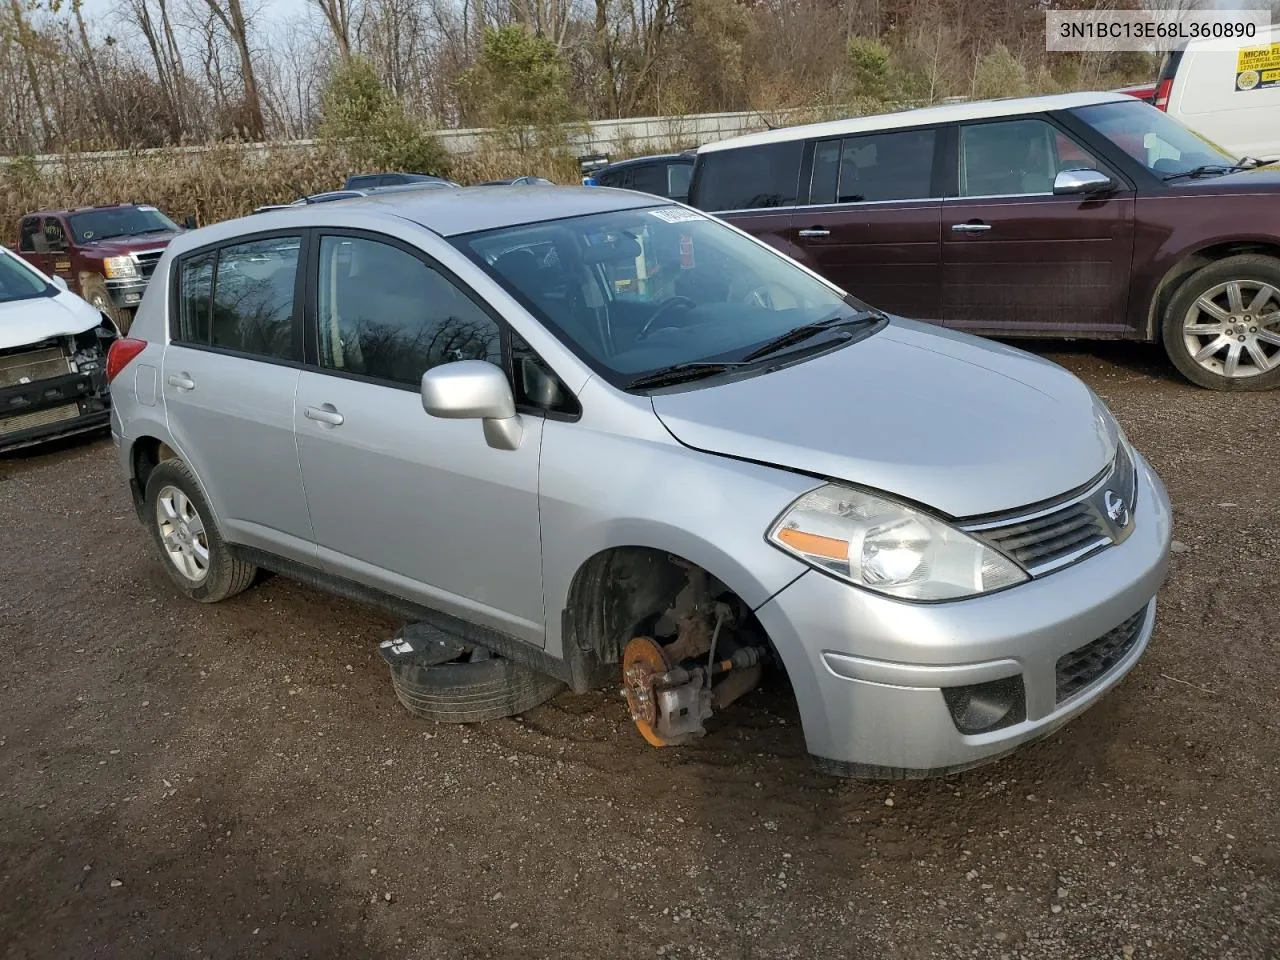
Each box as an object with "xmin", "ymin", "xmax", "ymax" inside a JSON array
[{"xmin": 1236, "ymin": 41, "xmax": 1280, "ymax": 91}]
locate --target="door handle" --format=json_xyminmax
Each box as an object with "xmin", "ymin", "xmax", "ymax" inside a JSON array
[
  {"xmin": 797, "ymin": 228, "xmax": 831, "ymax": 238},
  {"xmin": 951, "ymin": 222, "xmax": 992, "ymax": 233},
  {"xmin": 167, "ymin": 373, "xmax": 196, "ymax": 391},
  {"xmin": 304, "ymin": 405, "xmax": 345, "ymax": 427}
]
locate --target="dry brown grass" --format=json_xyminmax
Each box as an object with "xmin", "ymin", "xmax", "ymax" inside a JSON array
[{"xmin": 0, "ymin": 138, "xmax": 590, "ymax": 231}]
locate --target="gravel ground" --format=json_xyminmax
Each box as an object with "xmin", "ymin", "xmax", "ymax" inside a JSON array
[{"xmin": 1, "ymin": 342, "xmax": 1278, "ymax": 960}]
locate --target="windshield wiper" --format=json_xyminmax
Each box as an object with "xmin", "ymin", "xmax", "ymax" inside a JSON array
[
  {"xmin": 625, "ymin": 361, "xmax": 748, "ymax": 390},
  {"xmin": 739, "ymin": 309, "xmax": 883, "ymax": 363},
  {"xmin": 1234, "ymin": 156, "xmax": 1279, "ymax": 170},
  {"xmin": 1161, "ymin": 164, "xmax": 1233, "ymax": 181}
]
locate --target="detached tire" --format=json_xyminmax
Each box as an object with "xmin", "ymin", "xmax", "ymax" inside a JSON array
[
  {"xmin": 81, "ymin": 275, "xmax": 130, "ymax": 334},
  {"xmin": 389, "ymin": 648, "xmax": 565, "ymax": 724},
  {"xmin": 1162, "ymin": 254, "xmax": 1280, "ymax": 391},
  {"xmin": 143, "ymin": 458, "xmax": 257, "ymax": 603}
]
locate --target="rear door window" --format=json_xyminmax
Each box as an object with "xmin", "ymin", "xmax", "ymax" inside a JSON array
[
  {"xmin": 667, "ymin": 162, "xmax": 693, "ymax": 199},
  {"xmin": 691, "ymin": 142, "xmax": 803, "ymax": 211},
  {"xmin": 629, "ymin": 163, "xmax": 667, "ymax": 196},
  {"xmin": 808, "ymin": 129, "xmax": 937, "ymax": 205}
]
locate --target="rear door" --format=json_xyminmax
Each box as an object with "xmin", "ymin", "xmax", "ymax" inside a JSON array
[
  {"xmin": 790, "ymin": 127, "xmax": 943, "ymax": 320},
  {"xmin": 161, "ymin": 233, "xmax": 315, "ymax": 563},
  {"xmin": 940, "ymin": 116, "xmax": 1137, "ymax": 336}
]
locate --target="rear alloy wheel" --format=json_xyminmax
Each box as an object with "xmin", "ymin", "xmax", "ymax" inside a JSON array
[
  {"xmin": 143, "ymin": 458, "xmax": 257, "ymax": 602},
  {"xmin": 1163, "ymin": 255, "xmax": 1280, "ymax": 390}
]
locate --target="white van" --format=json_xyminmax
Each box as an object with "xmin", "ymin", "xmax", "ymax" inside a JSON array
[{"xmin": 1154, "ymin": 25, "xmax": 1280, "ymax": 160}]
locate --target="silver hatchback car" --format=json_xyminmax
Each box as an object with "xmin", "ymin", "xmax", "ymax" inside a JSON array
[{"xmin": 107, "ymin": 187, "xmax": 1172, "ymax": 777}]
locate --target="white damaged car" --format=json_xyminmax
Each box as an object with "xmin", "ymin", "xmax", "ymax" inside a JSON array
[{"xmin": 0, "ymin": 245, "xmax": 116, "ymax": 453}]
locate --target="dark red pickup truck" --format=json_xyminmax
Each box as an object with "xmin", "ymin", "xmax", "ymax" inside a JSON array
[{"xmin": 15, "ymin": 204, "xmax": 193, "ymax": 333}]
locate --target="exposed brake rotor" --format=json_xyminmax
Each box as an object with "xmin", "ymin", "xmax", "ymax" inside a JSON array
[{"xmin": 622, "ymin": 635, "xmax": 674, "ymax": 747}]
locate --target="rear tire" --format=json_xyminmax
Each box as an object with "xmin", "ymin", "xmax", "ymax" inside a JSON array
[
  {"xmin": 1161, "ymin": 254, "xmax": 1280, "ymax": 391},
  {"xmin": 388, "ymin": 649, "xmax": 565, "ymax": 724},
  {"xmin": 143, "ymin": 458, "xmax": 257, "ymax": 603},
  {"xmin": 81, "ymin": 276, "xmax": 130, "ymax": 334}
]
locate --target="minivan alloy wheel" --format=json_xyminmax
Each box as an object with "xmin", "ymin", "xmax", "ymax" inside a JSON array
[
  {"xmin": 155, "ymin": 484, "xmax": 210, "ymax": 583},
  {"xmin": 1182, "ymin": 279, "xmax": 1280, "ymax": 379}
]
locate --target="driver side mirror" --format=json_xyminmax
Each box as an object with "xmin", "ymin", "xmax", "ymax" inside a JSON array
[
  {"xmin": 1053, "ymin": 168, "xmax": 1115, "ymax": 196},
  {"xmin": 421, "ymin": 360, "xmax": 523, "ymax": 451}
]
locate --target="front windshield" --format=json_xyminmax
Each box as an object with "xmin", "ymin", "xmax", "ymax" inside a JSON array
[
  {"xmin": 1070, "ymin": 99, "xmax": 1235, "ymax": 178},
  {"xmin": 0, "ymin": 250, "xmax": 53, "ymax": 303},
  {"xmin": 68, "ymin": 206, "xmax": 179, "ymax": 243},
  {"xmin": 455, "ymin": 206, "xmax": 874, "ymax": 385}
]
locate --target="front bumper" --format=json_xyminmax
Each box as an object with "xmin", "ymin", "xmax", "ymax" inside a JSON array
[
  {"xmin": 754, "ymin": 453, "xmax": 1173, "ymax": 778},
  {"xmin": 105, "ymin": 278, "xmax": 149, "ymax": 310}
]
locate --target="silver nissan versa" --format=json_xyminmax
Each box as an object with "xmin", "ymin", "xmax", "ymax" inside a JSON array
[{"xmin": 107, "ymin": 187, "xmax": 1172, "ymax": 778}]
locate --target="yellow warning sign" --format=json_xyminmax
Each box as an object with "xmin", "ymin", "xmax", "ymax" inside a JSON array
[{"xmin": 1237, "ymin": 42, "xmax": 1280, "ymax": 91}]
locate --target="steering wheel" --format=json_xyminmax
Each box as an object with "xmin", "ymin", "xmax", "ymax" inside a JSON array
[{"xmin": 636, "ymin": 296, "xmax": 696, "ymax": 341}]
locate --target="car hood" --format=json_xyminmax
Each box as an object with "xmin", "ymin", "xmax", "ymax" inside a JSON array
[
  {"xmin": 0, "ymin": 290, "xmax": 104, "ymax": 350},
  {"xmin": 80, "ymin": 233, "xmax": 176, "ymax": 255},
  {"xmin": 650, "ymin": 319, "xmax": 1118, "ymax": 518}
]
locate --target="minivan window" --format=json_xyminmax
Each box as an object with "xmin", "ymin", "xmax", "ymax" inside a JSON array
[
  {"xmin": 960, "ymin": 118, "xmax": 1096, "ymax": 197},
  {"xmin": 692, "ymin": 142, "xmax": 803, "ymax": 211},
  {"xmin": 630, "ymin": 163, "xmax": 668, "ymax": 196},
  {"xmin": 1070, "ymin": 99, "xmax": 1235, "ymax": 178},
  {"xmin": 809, "ymin": 128, "xmax": 936, "ymax": 205},
  {"xmin": 316, "ymin": 235, "xmax": 501, "ymax": 385},
  {"xmin": 209, "ymin": 237, "xmax": 300, "ymax": 359},
  {"xmin": 457, "ymin": 205, "xmax": 874, "ymax": 386}
]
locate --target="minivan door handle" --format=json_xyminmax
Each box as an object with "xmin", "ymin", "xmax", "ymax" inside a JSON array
[
  {"xmin": 797, "ymin": 227, "xmax": 831, "ymax": 238},
  {"xmin": 951, "ymin": 222, "xmax": 992, "ymax": 233},
  {"xmin": 304, "ymin": 404, "xmax": 345, "ymax": 427},
  {"xmin": 166, "ymin": 373, "xmax": 196, "ymax": 391}
]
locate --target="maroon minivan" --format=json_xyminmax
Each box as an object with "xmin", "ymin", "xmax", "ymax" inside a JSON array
[{"xmin": 688, "ymin": 92, "xmax": 1280, "ymax": 390}]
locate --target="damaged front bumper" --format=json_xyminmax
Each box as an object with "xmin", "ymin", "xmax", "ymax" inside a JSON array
[{"xmin": 0, "ymin": 331, "xmax": 114, "ymax": 453}]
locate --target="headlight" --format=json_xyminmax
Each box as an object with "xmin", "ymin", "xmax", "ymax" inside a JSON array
[
  {"xmin": 102, "ymin": 256, "xmax": 138, "ymax": 280},
  {"xmin": 767, "ymin": 484, "xmax": 1028, "ymax": 601}
]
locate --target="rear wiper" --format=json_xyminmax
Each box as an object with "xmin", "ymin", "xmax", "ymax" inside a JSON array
[
  {"xmin": 739, "ymin": 309, "xmax": 882, "ymax": 363},
  {"xmin": 625, "ymin": 361, "xmax": 748, "ymax": 390},
  {"xmin": 1161, "ymin": 164, "xmax": 1232, "ymax": 181}
]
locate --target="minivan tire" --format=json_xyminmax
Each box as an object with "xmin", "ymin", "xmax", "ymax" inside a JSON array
[
  {"xmin": 143, "ymin": 458, "xmax": 257, "ymax": 603},
  {"xmin": 1162, "ymin": 254, "xmax": 1280, "ymax": 391},
  {"xmin": 388, "ymin": 651, "xmax": 565, "ymax": 724}
]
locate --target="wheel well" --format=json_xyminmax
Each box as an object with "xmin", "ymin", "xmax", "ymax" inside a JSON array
[
  {"xmin": 561, "ymin": 547, "xmax": 768, "ymax": 689},
  {"xmin": 1147, "ymin": 241, "xmax": 1280, "ymax": 340},
  {"xmin": 131, "ymin": 436, "xmax": 176, "ymax": 491}
]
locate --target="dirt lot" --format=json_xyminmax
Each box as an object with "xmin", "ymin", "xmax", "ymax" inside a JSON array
[{"xmin": 2, "ymin": 343, "xmax": 1278, "ymax": 960}]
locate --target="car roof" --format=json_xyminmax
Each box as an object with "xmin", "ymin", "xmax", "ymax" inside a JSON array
[
  {"xmin": 23, "ymin": 203, "xmax": 146, "ymax": 218},
  {"xmin": 601, "ymin": 153, "xmax": 693, "ymax": 171},
  {"xmin": 205, "ymin": 186, "xmax": 665, "ymax": 242},
  {"xmin": 698, "ymin": 92, "xmax": 1133, "ymax": 153}
]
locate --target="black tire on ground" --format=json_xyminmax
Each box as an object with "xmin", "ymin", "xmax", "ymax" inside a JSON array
[
  {"xmin": 1162, "ymin": 254, "xmax": 1280, "ymax": 391},
  {"xmin": 143, "ymin": 458, "xmax": 257, "ymax": 603},
  {"xmin": 80, "ymin": 275, "xmax": 130, "ymax": 334},
  {"xmin": 388, "ymin": 651, "xmax": 566, "ymax": 724}
]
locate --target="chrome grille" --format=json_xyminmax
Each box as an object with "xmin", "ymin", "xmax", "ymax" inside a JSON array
[
  {"xmin": 962, "ymin": 442, "xmax": 1139, "ymax": 577},
  {"xmin": 134, "ymin": 249, "xmax": 164, "ymax": 279},
  {"xmin": 1056, "ymin": 607, "xmax": 1147, "ymax": 703}
]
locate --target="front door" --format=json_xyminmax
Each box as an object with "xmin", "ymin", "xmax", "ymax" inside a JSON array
[
  {"xmin": 790, "ymin": 127, "xmax": 943, "ymax": 320},
  {"xmin": 17, "ymin": 217, "xmax": 51, "ymax": 276},
  {"xmin": 940, "ymin": 116, "xmax": 1137, "ymax": 336},
  {"xmin": 161, "ymin": 234, "xmax": 315, "ymax": 563},
  {"xmin": 294, "ymin": 232, "xmax": 545, "ymax": 646}
]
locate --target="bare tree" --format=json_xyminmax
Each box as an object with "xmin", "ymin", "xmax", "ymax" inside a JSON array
[
  {"xmin": 198, "ymin": 0, "xmax": 267, "ymax": 138},
  {"xmin": 307, "ymin": 0, "xmax": 359, "ymax": 60}
]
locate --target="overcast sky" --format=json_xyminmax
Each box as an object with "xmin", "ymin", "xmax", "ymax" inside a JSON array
[{"xmin": 79, "ymin": 0, "xmax": 312, "ymax": 37}]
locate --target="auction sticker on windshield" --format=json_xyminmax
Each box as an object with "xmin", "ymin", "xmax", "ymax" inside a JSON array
[
  {"xmin": 648, "ymin": 207, "xmax": 704, "ymax": 224},
  {"xmin": 1236, "ymin": 41, "xmax": 1280, "ymax": 91}
]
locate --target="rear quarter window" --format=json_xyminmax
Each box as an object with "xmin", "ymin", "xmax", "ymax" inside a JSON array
[{"xmin": 691, "ymin": 142, "xmax": 803, "ymax": 212}]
